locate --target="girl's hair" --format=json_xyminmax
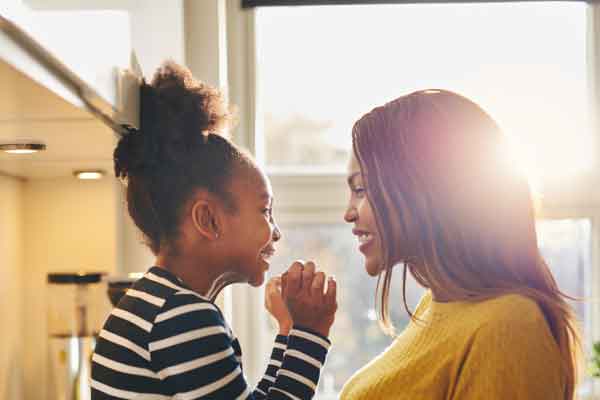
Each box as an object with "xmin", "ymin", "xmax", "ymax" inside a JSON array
[
  {"xmin": 352, "ymin": 89, "xmax": 580, "ymax": 399},
  {"xmin": 114, "ymin": 61, "xmax": 252, "ymax": 255}
]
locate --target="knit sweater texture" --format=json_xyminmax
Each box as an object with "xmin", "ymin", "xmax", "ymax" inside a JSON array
[{"xmin": 339, "ymin": 291, "xmax": 565, "ymax": 400}]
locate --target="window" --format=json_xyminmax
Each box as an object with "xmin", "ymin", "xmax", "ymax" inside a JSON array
[
  {"xmin": 227, "ymin": 2, "xmax": 600, "ymax": 399},
  {"xmin": 537, "ymin": 219, "xmax": 593, "ymax": 396},
  {"xmin": 261, "ymin": 220, "xmax": 593, "ymax": 397},
  {"xmin": 256, "ymin": 3, "xmax": 589, "ymax": 182},
  {"xmin": 262, "ymin": 224, "xmax": 424, "ymax": 397}
]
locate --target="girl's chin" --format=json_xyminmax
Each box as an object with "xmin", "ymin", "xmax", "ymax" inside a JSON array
[{"xmin": 248, "ymin": 272, "xmax": 266, "ymax": 287}]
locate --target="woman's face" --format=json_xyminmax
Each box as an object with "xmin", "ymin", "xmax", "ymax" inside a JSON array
[
  {"xmin": 224, "ymin": 166, "xmax": 281, "ymax": 286},
  {"xmin": 344, "ymin": 153, "xmax": 383, "ymax": 276}
]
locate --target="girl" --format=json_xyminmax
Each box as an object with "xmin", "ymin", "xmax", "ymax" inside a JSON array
[
  {"xmin": 91, "ymin": 61, "xmax": 337, "ymax": 400},
  {"xmin": 340, "ymin": 89, "xmax": 580, "ymax": 399}
]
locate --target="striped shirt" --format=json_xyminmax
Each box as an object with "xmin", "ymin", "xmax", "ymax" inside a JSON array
[{"xmin": 91, "ymin": 266, "xmax": 331, "ymax": 399}]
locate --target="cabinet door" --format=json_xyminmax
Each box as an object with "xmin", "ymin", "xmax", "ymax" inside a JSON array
[{"xmin": 1, "ymin": 2, "xmax": 131, "ymax": 119}]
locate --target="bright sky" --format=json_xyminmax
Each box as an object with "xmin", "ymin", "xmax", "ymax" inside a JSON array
[{"xmin": 256, "ymin": 3, "xmax": 590, "ymax": 182}]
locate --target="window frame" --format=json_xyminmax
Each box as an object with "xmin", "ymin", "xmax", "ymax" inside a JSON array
[{"xmin": 225, "ymin": 1, "xmax": 600, "ymax": 396}]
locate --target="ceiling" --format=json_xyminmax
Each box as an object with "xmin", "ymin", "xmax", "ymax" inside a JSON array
[{"xmin": 0, "ymin": 60, "xmax": 115, "ymax": 180}]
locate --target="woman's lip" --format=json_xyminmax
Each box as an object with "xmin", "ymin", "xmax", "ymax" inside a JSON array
[{"xmin": 359, "ymin": 238, "xmax": 374, "ymax": 254}]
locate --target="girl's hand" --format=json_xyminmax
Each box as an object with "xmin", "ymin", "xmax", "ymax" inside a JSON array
[
  {"xmin": 281, "ymin": 260, "xmax": 337, "ymax": 338},
  {"xmin": 265, "ymin": 276, "xmax": 293, "ymax": 335}
]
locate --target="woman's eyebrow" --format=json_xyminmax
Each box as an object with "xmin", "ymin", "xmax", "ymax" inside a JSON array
[{"xmin": 347, "ymin": 172, "xmax": 360, "ymax": 186}]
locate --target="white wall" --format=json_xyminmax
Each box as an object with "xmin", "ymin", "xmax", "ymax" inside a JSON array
[
  {"xmin": 0, "ymin": 174, "xmax": 24, "ymax": 400},
  {"xmin": 21, "ymin": 177, "xmax": 116, "ymax": 400}
]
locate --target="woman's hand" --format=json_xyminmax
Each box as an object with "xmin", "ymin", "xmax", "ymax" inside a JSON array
[
  {"xmin": 281, "ymin": 260, "xmax": 337, "ymax": 337},
  {"xmin": 265, "ymin": 276, "xmax": 293, "ymax": 335}
]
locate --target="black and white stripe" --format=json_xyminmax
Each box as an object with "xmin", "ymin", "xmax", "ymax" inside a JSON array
[{"xmin": 91, "ymin": 266, "xmax": 330, "ymax": 399}]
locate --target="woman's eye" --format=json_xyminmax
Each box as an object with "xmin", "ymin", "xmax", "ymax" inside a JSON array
[
  {"xmin": 263, "ymin": 208, "xmax": 273, "ymax": 218},
  {"xmin": 353, "ymin": 188, "xmax": 366, "ymax": 197}
]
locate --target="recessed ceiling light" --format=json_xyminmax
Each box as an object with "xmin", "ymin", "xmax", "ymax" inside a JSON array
[
  {"xmin": 0, "ymin": 143, "xmax": 46, "ymax": 154},
  {"xmin": 74, "ymin": 170, "xmax": 105, "ymax": 180}
]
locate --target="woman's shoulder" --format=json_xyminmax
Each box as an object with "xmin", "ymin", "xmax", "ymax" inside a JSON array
[
  {"xmin": 413, "ymin": 290, "xmax": 433, "ymax": 318},
  {"xmin": 474, "ymin": 292, "xmax": 544, "ymax": 323},
  {"xmin": 467, "ymin": 293, "xmax": 554, "ymax": 344}
]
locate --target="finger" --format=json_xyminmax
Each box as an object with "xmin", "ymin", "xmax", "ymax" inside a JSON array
[
  {"xmin": 267, "ymin": 278, "xmax": 279, "ymax": 295},
  {"xmin": 311, "ymin": 271, "xmax": 326, "ymax": 300},
  {"xmin": 287, "ymin": 261, "xmax": 304, "ymax": 297},
  {"xmin": 325, "ymin": 276, "xmax": 337, "ymax": 308},
  {"xmin": 266, "ymin": 276, "xmax": 276, "ymax": 290},
  {"xmin": 265, "ymin": 279, "xmax": 273, "ymax": 308},
  {"xmin": 304, "ymin": 260, "xmax": 316, "ymax": 274},
  {"xmin": 281, "ymin": 272, "xmax": 288, "ymax": 299},
  {"xmin": 301, "ymin": 261, "xmax": 316, "ymax": 291}
]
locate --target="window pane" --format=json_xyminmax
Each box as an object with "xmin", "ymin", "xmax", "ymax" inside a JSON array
[
  {"xmin": 256, "ymin": 4, "xmax": 589, "ymax": 180},
  {"xmin": 264, "ymin": 220, "xmax": 592, "ymax": 398},
  {"xmin": 537, "ymin": 219, "xmax": 591, "ymax": 328},
  {"xmin": 536, "ymin": 219, "xmax": 593, "ymax": 396}
]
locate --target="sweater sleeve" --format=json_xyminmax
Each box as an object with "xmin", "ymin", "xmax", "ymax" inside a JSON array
[{"xmin": 450, "ymin": 303, "xmax": 565, "ymax": 400}]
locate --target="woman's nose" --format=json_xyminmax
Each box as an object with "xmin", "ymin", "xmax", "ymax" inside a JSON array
[{"xmin": 344, "ymin": 206, "xmax": 357, "ymax": 223}]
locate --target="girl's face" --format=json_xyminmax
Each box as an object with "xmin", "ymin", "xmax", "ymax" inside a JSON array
[
  {"xmin": 224, "ymin": 166, "xmax": 281, "ymax": 286},
  {"xmin": 344, "ymin": 154, "xmax": 383, "ymax": 276}
]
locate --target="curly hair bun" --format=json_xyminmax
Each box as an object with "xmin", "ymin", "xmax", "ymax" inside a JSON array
[{"xmin": 114, "ymin": 60, "xmax": 233, "ymax": 180}]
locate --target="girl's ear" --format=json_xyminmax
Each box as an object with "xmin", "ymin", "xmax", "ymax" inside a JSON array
[{"xmin": 190, "ymin": 196, "xmax": 222, "ymax": 241}]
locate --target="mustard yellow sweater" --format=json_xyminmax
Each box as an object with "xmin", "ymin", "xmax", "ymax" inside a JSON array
[{"xmin": 339, "ymin": 292, "xmax": 565, "ymax": 400}]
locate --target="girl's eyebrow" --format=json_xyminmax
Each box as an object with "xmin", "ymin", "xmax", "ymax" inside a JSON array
[{"xmin": 260, "ymin": 192, "xmax": 273, "ymax": 202}]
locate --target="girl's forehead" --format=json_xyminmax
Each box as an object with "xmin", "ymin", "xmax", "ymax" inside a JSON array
[{"xmin": 230, "ymin": 166, "xmax": 272, "ymax": 200}]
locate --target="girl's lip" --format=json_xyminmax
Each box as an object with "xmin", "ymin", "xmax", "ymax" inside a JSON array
[
  {"xmin": 260, "ymin": 247, "xmax": 275, "ymax": 258},
  {"xmin": 259, "ymin": 245, "xmax": 276, "ymax": 263}
]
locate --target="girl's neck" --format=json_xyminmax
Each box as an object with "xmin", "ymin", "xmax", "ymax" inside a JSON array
[{"xmin": 155, "ymin": 251, "xmax": 220, "ymax": 297}]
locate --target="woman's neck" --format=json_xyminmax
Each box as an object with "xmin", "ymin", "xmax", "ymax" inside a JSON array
[{"xmin": 429, "ymin": 288, "xmax": 456, "ymax": 303}]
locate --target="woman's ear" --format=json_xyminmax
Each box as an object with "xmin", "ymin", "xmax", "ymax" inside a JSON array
[{"xmin": 190, "ymin": 196, "xmax": 221, "ymax": 241}]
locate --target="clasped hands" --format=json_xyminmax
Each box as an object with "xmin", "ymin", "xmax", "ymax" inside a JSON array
[{"xmin": 265, "ymin": 261, "xmax": 337, "ymax": 337}]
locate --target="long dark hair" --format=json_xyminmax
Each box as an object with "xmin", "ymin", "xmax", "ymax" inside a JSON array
[{"xmin": 352, "ymin": 89, "xmax": 580, "ymax": 399}]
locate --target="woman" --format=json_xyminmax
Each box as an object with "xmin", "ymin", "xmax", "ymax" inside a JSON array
[
  {"xmin": 340, "ymin": 89, "xmax": 580, "ymax": 399},
  {"xmin": 91, "ymin": 61, "xmax": 337, "ymax": 399}
]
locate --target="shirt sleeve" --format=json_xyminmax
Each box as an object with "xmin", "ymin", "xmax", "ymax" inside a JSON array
[
  {"xmin": 450, "ymin": 305, "xmax": 566, "ymax": 400},
  {"xmin": 150, "ymin": 293, "xmax": 331, "ymax": 399},
  {"xmin": 254, "ymin": 335, "xmax": 288, "ymax": 398},
  {"xmin": 268, "ymin": 326, "xmax": 331, "ymax": 399}
]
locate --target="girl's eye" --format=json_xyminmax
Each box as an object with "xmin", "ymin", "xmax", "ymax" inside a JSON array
[{"xmin": 263, "ymin": 208, "xmax": 273, "ymax": 218}]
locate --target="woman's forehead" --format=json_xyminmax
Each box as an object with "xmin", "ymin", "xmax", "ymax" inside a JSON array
[{"xmin": 347, "ymin": 153, "xmax": 362, "ymax": 175}]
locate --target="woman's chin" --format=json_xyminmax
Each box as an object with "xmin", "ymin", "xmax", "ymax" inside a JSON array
[{"xmin": 365, "ymin": 261, "xmax": 382, "ymax": 277}]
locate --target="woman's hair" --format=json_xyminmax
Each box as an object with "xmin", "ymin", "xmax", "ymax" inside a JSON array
[
  {"xmin": 114, "ymin": 61, "xmax": 252, "ymax": 255},
  {"xmin": 352, "ymin": 89, "xmax": 580, "ymax": 398}
]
